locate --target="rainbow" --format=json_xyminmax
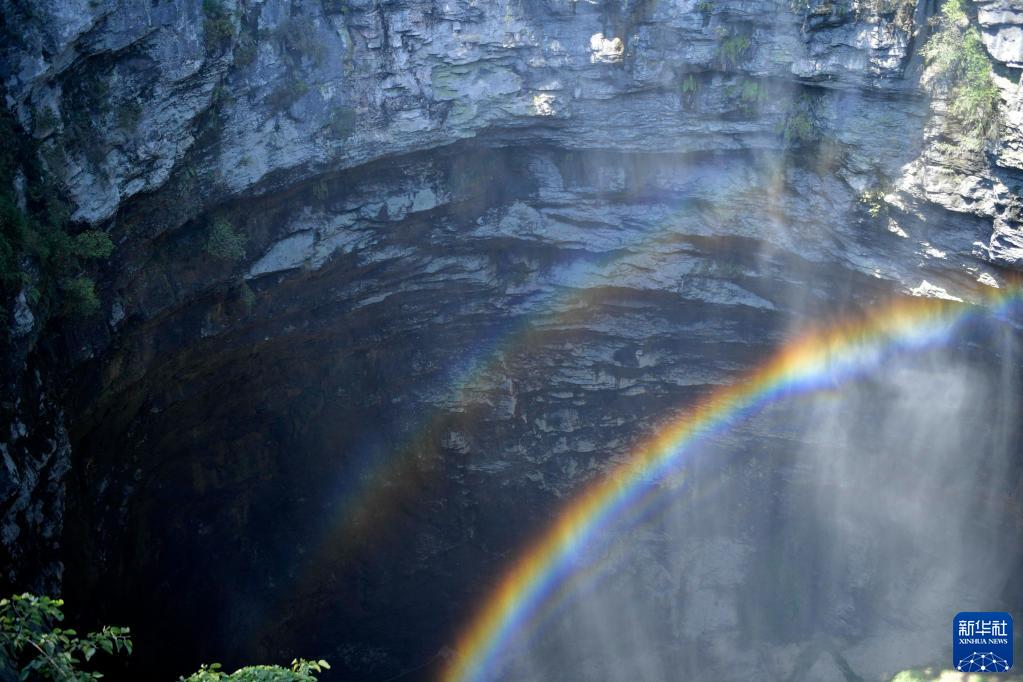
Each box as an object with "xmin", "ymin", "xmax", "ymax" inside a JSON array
[{"xmin": 442, "ymin": 285, "xmax": 1022, "ymax": 682}]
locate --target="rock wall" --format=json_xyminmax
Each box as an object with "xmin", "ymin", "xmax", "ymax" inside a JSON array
[{"xmin": 0, "ymin": 324, "xmax": 69, "ymax": 594}]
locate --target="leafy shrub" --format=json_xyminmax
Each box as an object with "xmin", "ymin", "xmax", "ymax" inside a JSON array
[
  {"xmin": 72, "ymin": 231, "xmax": 114, "ymax": 259},
  {"xmin": 779, "ymin": 110, "xmax": 815, "ymax": 145},
  {"xmin": 741, "ymin": 79, "xmax": 767, "ymax": 104},
  {"xmin": 731, "ymin": 77, "xmax": 769, "ymax": 111},
  {"xmin": 863, "ymin": 0, "xmax": 915, "ymax": 29},
  {"xmin": 0, "ymin": 184, "xmax": 110, "ymax": 318},
  {"xmin": 206, "ymin": 219, "xmax": 247, "ymax": 261},
  {"xmin": 0, "ymin": 593, "xmax": 131, "ymax": 680},
  {"xmin": 717, "ymin": 32, "xmax": 752, "ymax": 69},
  {"xmin": 776, "ymin": 96, "xmax": 820, "ymax": 146},
  {"xmin": 1, "ymin": 594, "xmax": 329, "ymax": 681},
  {"xmin": 234, "ymin": 37, "xmax": 258, "ymax": 67},
  {"xmin": 0, "ymin": 99, "xmax": 114, "ymax": 323},
  {"xmin": 203, "ymin": 0, "xmax": 235, "ymax": 53},
  {"xmin": 60, "ymin": 276, "xmax": 101, "ymax": 316},
  {"xmin": 680, "ymin": 73, "xmax": 700, "ymax": 108},
  {"xmin": 181, "ymin": 659, "xmax": 330, "ymax": 681},
  {"xmin": 859, "ymin": 186, "xmax": 889, "ymax": 217},
  {"xmin": 921, "ymin": 0, "xmax": 999, "ymax": 142}
]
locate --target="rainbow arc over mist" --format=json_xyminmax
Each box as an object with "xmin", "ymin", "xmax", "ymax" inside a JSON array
[{"xmin": 441, "ymin": 285, "xmax": 1022, "ymax": 682}]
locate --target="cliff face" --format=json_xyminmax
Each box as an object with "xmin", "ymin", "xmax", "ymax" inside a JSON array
[{"xmin": 1, "ymin": 0, "xmax": 1022, "ymax": 679}]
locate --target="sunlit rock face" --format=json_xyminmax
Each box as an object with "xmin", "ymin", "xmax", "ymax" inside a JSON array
[{"xmin": 1, "ymin": 0, "xmax": 1023, "ymax": 681}]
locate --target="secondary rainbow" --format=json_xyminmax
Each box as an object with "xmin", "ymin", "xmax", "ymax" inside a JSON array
[{"xmin": 442, "ymin": 286, "xmax": 1021, "ymax": 682}]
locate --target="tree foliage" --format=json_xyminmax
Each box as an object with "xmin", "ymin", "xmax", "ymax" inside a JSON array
[
  {"xmin": 0, "ymin": 109, "xmax": 113, "ymax": 320},
  {"xmin": 921, "ymin": 0, "xmax": 1000, "ymax": 142},
  {"xmin": 180, "ymin": 660, "xmax": 331, "ymax": 682},
  {"xmin": 0, "ymin": 595, "xmax": 329, "ymax": 681},
  {"xmin": 202, "ymin": 0, "xmax": 235, "ymax": 53},
  {"xmin": 0, "ymin": 593, "xmax": 131, "ymax": 680}
]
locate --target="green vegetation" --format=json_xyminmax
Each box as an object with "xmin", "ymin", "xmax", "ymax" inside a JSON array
[
  {"xmin": 867, "ymin": 0, "xmax": 915, "ymax": 27},
  {"xmin": 181, "ymin": 660, "xmax": 331, "ymax": 681},
  {"xmin": 60, "ymin": 275, "xmax": 102, "ymax": 317},
  {"xmin": 0, "ymin": 108, "xmax": 113, "ymax": 321},
  {"xmin": 72, "ymin": 231, "xmax": 115, "ymax": 259},
  {"xmin": 717, "ymin": 31, "xmax": 752, "ymax": 69},
  {"xmin": 778, "ymin": 109, "xmax": 815, "ymax": 145},
  {"xmin": 776, "ymin": 96, "xmax": 820, "ymax": 146},
  {"xmin": 680, "ymin": 74, "xmax": 700, "ymax": 108},
  {"xmin": 890, "ymin": 668, "xmax": 971, "ymax": 681},
  {"xmin": 790, "ymin": 0, "xmax": 913, "ymax": 27},
  {"xmin": 697, "ymin": 1, "xmax": 713, "ymax": 15},
  {"xmin": 802, "ymin": 0, "xmax": 850, "ymax": 18},
  {"xmin": 233, "ymin": 37, "xmax": 258, "ymax": 67},
  {"xmin": 277, "ymin": 18, "xmax": 327, "ymax": 66},
  {"xmin": 731, "ymin": 77, "xmax": 769, "ymax": 111},
  {"xmin": 59, "ymin": 69, "xmax": 113, "ymax": 168},
  {"xmin": 203, "ymin": 0, "xmax": 235, "ymax": 53},
  {"xmin": 266, "ymin": 19, "xmax": 328, "ymax": 114},
  {"xmin": 921, "ymin": 0, "xmax": 1000, "ymax": 143},
  {"xmin": 859, "ymin": 186, "xmax": 889, "ymax": 218},
  {"xmin": 0, "ymin": 194, "xmax": 30, "ymax": 286},
  {"xmin": 0, "ymin": 593, "xmax": 131, "ymax": 680},
  {"xmin": 205, "ymin": 218, "xmax": 247, "ymax": 261},
  {"xmin": 320, "ymin": 0, "xmax": 349, "ymax": 15},
  {"xmin": 739, "ymin": 79, "xmax": 767, "ymax": 104},
  {"xmin": 267, "ymin": 80, "xmax": 311, "ymax": 113},
  {"xmin": 1, "ymin": 593, "xmax": 329, "ymax": 681}
]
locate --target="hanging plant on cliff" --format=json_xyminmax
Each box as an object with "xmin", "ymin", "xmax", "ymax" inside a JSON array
[
  {"xmin": 0, "ymin": 108, "xmax": 114, "ymax": 321},
  {"xmin": 921, "ymin": 0, "xmax": 1000, "ymax": 144}
]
